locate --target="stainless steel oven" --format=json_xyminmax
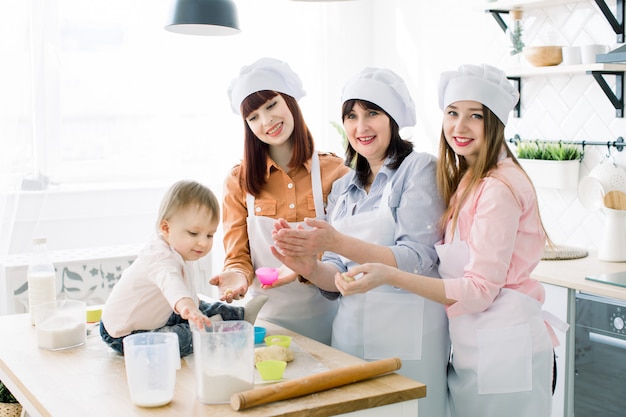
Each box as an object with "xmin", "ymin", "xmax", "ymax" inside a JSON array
[{"xmin": 574, "ymin": 292, "xmax": 626, "ymax": 416}]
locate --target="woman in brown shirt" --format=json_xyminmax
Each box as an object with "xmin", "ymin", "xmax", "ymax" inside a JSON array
[{"xmin": 209, "ymin": 57, "xmax": 349, "ymax": 344}]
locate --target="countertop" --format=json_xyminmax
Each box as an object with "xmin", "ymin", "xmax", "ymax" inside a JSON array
[
  {"xmin": 0, "ymin": 315, "xmax": 425, "ymax": 417},
  {"xmin": 533, "ymin": 251, "xmax": 626, "ymax": 301}
]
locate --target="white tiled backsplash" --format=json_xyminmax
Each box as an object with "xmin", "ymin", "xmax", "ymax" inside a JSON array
[{"xmin": 505, "ymin": 0, "xmax": 626, "ymax": 252}]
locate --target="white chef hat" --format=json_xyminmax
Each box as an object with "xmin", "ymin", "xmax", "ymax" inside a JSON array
[
  {"xmin": 438, "ymin": 63, "xmax": 519, "ymax": 125},
  {"xmin": 227, "ymin": 57, "xmax": 306, "ymax": 115},
  {"xmin": 341, "ymin": 67, "xmax": 417, "ymax": 129}
]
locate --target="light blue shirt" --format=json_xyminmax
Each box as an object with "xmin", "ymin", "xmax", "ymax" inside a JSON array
[{"xmin": 322, "ymin": 150, "xmax": 444, "ymax": 277}]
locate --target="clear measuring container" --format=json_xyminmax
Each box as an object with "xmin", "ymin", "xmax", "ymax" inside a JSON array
[
  {"xmin": 123, "ymin": 332, "xmax": 181, "ymax": 407},
  {"xmin": 191, "ymin": 320, "xmax": 254, "ymax": 404},
  {"xmin": 34, "ymin": 299, "xmax": 86, "ymax": 350}
]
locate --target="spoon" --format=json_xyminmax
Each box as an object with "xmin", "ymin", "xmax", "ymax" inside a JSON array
[{"xmin": 603, "ymin": 190, "xmax": 626, "ymax": 210}]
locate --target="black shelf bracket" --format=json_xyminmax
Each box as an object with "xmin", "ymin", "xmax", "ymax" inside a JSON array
[
  {"xmin": 588, "ymin": 70, "xmax": 624, "ymax": 117},
  {"xmin": 507, "ymin": 76, "xmax": 522, "ymax": 118},
  {"xmin": 594, "ymin": 0, "xmax": 625, "ymax": 43},
  {"xmin": 486, "ymin": 9, "xmax": 510, "ymax": 33}
]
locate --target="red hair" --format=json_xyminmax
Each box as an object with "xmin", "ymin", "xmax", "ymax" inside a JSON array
[{"xmin": 239, "ymin": 91, "xmax": 314, "ymax": 195}]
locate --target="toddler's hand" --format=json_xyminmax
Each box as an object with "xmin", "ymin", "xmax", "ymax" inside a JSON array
[
  {"xmin": 175, "ymin": 297, "xmax": 212, "ymax": 329},
  {"xmin": 184, "ymin": 308, "xmax": 212, "ymax": 330}
]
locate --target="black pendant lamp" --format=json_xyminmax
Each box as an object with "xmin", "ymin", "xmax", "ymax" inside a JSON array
[{"xmin": 165, "ymin": 0, "xmax": 241, "ymax": 36}]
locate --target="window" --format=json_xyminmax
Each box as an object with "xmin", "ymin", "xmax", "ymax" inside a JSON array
[{"xmin": 1, "ymin": 0, "xmax": 343, "ymax": 189}]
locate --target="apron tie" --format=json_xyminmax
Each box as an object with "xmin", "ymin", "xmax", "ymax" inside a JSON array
[{"xmin": 542, "ymin": 310, "xmax": 569, "ymax": 347}]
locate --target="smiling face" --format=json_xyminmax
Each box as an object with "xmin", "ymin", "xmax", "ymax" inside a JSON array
[
  {"xmin": 342, "ymin": 101, "xmax": 392, "ymax": 166},
  {"xmin": 442, "ymin": 100, "xmax": 486, "ymax": 166},
  {"xmin": 159, "ymin": 204, "xmax": 218, "ymax": 261},
  {"xmin": 245, "ymin": 94, "xmax": 295, "ymax": 148}
]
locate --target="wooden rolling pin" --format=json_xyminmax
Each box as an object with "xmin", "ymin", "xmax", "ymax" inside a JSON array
[{"xmin": 230, "ymin": 357, "xmax": 401, "ymax": 411}]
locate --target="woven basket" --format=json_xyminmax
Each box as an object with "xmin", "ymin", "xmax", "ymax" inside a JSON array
[{"xmin": 0, "ymin": 402, "xmax": 22, "ymax": 417}]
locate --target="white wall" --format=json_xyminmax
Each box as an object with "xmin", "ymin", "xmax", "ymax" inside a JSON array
[
  {"xmin": 367, "ymin": 0, "xmax": 625, "ymax": 252},
  {"xmin": 1, "ymin": 182, "xmax": 167, "ymax": 255},
  {"xmin": 2, "ymin": 0, "xmax": 623, "ymax": 268}
]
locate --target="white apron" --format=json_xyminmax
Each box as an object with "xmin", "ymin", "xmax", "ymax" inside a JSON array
[
  {"xmin": 246, "ymin": 152, "xmax": 337, "ymax": 345},
  {"xmin": 331, "ymin": 181, "xmax": 450, "ymax": 417},
  {"xmin": 436, "ymin": 235, "xmax": 553, "ymax": 417}
]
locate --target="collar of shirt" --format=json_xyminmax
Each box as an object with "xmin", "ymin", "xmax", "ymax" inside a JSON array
[
  {"xmin": 339, "ymin": 156, "xmax": 393, "ymax": 195},
  {"xmin": 154, "ymin": 234, "xmax": 186, "ymax": 265},
  {"xmin": 264, "ymin": 153, "xmax": 313, "ymax": 179}
]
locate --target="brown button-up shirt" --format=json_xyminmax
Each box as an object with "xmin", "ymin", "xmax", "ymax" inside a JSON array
[{"xmin": 221, "ymin": 152, "xmax": 350, "ymax": 283}]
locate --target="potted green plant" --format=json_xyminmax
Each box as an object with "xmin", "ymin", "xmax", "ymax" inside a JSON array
[
  {"xmin": 514, "ymin": 141, "xmax": 582, "ymax": 189},
  {"xmin": 0, "ymin": 380, "xmax": 22, "ymax": 417}
]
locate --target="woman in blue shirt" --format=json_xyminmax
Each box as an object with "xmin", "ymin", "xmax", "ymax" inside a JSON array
[{"xmin": 272, "ymin": 67, "xmax": 450, "ymax": 417}]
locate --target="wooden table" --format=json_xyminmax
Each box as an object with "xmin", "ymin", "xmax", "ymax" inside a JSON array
[{"xmin": 0, "ymin": 315, "xmax": 425, "ymax": 417}]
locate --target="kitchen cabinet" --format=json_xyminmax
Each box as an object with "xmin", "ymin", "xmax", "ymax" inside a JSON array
[
  {"xmin": 533, "ymin": 253, "xmax": 626, "ymax": 417},
  {"xmin": 542, "ymin": 283, "xmax": 575, "ymax": 417}
]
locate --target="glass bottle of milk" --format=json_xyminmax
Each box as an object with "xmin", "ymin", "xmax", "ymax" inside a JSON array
[{"xmin": 27, "ymin": 237, "xmax": 56, "ymax": 325}]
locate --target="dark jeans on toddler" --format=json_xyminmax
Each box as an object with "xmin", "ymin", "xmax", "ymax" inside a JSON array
[{"xmin": 100, "ymin": 300, "xmax": 244, "ymax": 357}]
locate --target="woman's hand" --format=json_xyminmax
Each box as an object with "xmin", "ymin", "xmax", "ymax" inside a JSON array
[
  {"xmin": 270, "ymin": 245, "xmax": 318, "ymax": 278},
  {"xmin": 334, "ymin": 263, "xmax": 395, "ymax": 296},
  {"xmin": 209, "ymin": 270, "xmax": 249, "ymax": 302},
  {"xmin": 273, "ymin": 217, "xmax": 339, "ymax": 256}
]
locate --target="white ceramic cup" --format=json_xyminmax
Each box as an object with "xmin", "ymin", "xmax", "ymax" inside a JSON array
[
  {"xmin": 581, "ymin": 44, "xmax": 610, "ymax": 64},
  {"xmin": 562, "ymin": 46, "xmax": 581, "ymax": 65}
]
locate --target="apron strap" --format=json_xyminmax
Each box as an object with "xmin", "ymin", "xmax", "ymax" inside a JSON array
[
  {"xmin": 542, "ymin": 310, "xmax": 569, "ymax": 333},
  {"xmin": 380, "ymin": 180, "xmax": 393, "ymax": 210},
  {"xmin": 542, "ymin": 309, "xmax": 569, "ymax": 348},
  {"xmin": 310, "ymin": 151, "xmax": 325, "ymax": 219},
  {"xmin": 246, "ymin": 193, "xmax": 255, "ymax": 217}
]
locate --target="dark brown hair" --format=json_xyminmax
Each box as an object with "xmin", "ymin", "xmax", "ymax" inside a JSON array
[
  {"xmin": 341, "ymin": 99, "xmax": 413, "ymax": 186},
  {"xmin": 239, "ymin": 91, "xmax": 314, "ymax": 195}
]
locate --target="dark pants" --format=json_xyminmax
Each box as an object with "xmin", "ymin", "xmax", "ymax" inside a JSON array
[{"xmin": 100, "ymin": 300, "xmax": 244, "ymax": 357}]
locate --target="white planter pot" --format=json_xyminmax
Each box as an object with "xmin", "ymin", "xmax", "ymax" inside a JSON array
[{"xmin": 519, "ymin": 159, "xmax": 580, "ymax": 189}]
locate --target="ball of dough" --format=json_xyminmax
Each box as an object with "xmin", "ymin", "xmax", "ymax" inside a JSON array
[
  {"xmin": 342, "ymin": 273, "xmax": 355, "ymax": 282},
  {"xmin": 254, "ymin": 345, "xmax": 294, "ymax": 364}
]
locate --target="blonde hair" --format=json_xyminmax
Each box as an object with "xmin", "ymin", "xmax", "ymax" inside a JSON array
[
  {"xmin": 436, "ymin": 105, "xmax": 551, "ymax": 245},
  {"xmin": 156, "ymin": 180, "xmax": 220, "ymax": 231}
]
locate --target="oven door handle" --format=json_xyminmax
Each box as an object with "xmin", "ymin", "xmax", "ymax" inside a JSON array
[{"xmin": 589, "ymin": 331, "xmax": 626, "ymax": 350}]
